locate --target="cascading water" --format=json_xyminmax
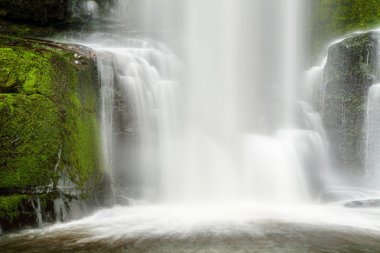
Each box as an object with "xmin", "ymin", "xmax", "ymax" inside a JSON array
[
  {"xmin": 364, "ymin": 34, "xmax": 380, "ymax": 177},
  {"xmin": 91, "ymin": 36, "xmax": 180, "ymax": 201},
  {"xmin": 88, "ymin": 0, "xmax": 326, "ymax": 205},
  {"xmin": 364, "ymin": 84, "xmax": 380, "ymax": 176}
]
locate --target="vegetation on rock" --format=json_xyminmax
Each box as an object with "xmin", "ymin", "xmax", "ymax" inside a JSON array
[
  {"xmin": 311, "ymin": 0, "xmax": 380, "ymax": 60},
  {"xmin": 0, "ymin": 37, "xmax": 106, "ymax": 231}
]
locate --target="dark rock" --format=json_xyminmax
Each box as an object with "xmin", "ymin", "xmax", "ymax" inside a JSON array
[
  {"xmin": 343, "ymin": 199, "xmax": 380, "ymax": 208},
  {"xmin": 0, "ymin": 0, "xmax": 70, "ymax": 25},
  {"xmin": 322, "ymin": 32, "xmax": 378, "ymax": 174}
]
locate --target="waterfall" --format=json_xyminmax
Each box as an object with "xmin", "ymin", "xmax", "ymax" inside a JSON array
[
  {"xmin": 8, "ymin": 2, "xmax": 380, "ymax": 252},
  {"xmin": 82, "ymin": 0, "xmax": 330, "ymax": 205},
  {"xmin": 363, "ymin": 34, "xmax": 380, "ymax": 177},
  {"xmin": 364, "ymin": 85, "xmax": 380, "ymax": 176},
  {"xmin": 90, "ymin": 37, "xmax": 180, "ymax": 201},
  {"xmin": 304, "ymin": 60, "xmax": 326, "ymax": 112}
]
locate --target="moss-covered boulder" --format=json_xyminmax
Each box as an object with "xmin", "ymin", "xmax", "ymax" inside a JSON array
[
  {"xmin": 0, "ymin": 36, "xmax": 108, "ymax": 232},
  {"xmin": 323, "ymin": 32, "xmax": 378, "ymax": 174}
]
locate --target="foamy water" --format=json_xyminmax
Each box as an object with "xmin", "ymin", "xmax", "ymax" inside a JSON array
[{"xmin": 2, "ymin": 204, "xmax": 380, "ymax": 252}]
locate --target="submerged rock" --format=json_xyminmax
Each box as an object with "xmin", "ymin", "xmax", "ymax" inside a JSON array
[
  {"xmin": 0, "ymin": 36, "xmax": 110, "ymax": 232},
  {"xmin": 343, "ymin": 199, "xmax": 380, "ymax": 208}
]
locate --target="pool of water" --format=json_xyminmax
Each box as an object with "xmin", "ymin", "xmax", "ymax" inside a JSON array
[{"xmin": 2, "ymin": 203, "xmax": 380, "ymax": 253}]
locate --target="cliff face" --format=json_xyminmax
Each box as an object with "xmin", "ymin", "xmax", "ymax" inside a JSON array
[
  {"xmin": 0, "ymin": 0, "xmax": 70, "ymax": 25},
  {"xmin": 0, "ymin": 0, "xmax": 117, "ymax": 233},
  {"xmin": 0, "ymin": 37, "xmax": 110, "ymax": 232},
  {"xmin": 0, "ymin": 0, "xmax": 112, "ymax": 26},
  {"xmin": 322, "ymin": 32, "xmax": 378, "ymax": 175}
]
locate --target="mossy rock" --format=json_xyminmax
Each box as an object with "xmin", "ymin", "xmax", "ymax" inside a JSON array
[
  {"xmin": 0, "ymin": 37, "xmax": 106, "ymax": 231},
  {"xmin": 323, "ymin": 32, "xmax": 377, "ymax": 174},
  {"xmin": 0, "ymin": 94, "xmax": 61, "ymax": 188},
  {"xmin": 0, "ymin": 195, "xmax": 34, "ymax": 230}
]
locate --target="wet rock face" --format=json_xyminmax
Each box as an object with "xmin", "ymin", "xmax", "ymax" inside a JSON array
[
  {"xmin": 71, "ymin": 0, "xmax": 110, "ymax": 19},
  {"xmin": 0, "ymin": 37, "xmax": 110, "ymax": 232},
  {"xmin": 0, "ymin": 0, "xmax": 70, "ymax": 25},
  {"xmin": 323, "ymin": 32, "xmax": 378, "ymax": 174}
]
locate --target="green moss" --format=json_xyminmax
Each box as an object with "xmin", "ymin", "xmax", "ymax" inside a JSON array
[
  {"xmin": 75, "ymin": 104, "xmax": 102, "ymax": 195},
  {"xmin": 0, "ymin": 47, "xmax": 56, "ymax": 96},
  {"xmin": 45, "ymin": 48, "xmax": 102, "ymax": 193},
  {"xmin": 310, "ymin": 0, "xmax": 380, "ymax": 62},
  {"xmin": 0, "ymin": 37, "xmax": 104, "ymax": 224},
  {"xmin": 0, "ymin": 93, "xmax": 61, "ymax": 188},
  {"xmin": 0, "ymin": 195, "xmax": 27, "ymax": 219}
]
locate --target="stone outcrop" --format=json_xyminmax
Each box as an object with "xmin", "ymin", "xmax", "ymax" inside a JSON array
[
  {"xmin": 322, "ymin": 32, "xmax": 378, "ymax": 174},
  {"xmin": 0, "ymin": 36, "xmax": 110, "ymax": 232}
]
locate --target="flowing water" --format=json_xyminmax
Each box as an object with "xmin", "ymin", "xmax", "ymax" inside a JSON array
[
  {"xmin": 96, "ymin": 0, "xmax": 316, "ymax": 204},
  {"xmin": 2, "ymin": 0, "xmax": 380, "ymax": 252},
  {"xmin": 2, "ymin": 204, "xmax": 380, "ymax": 252},
  {"xmin": 364, "ymin": 84, "xmax": 380, "ymax": 176}
]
